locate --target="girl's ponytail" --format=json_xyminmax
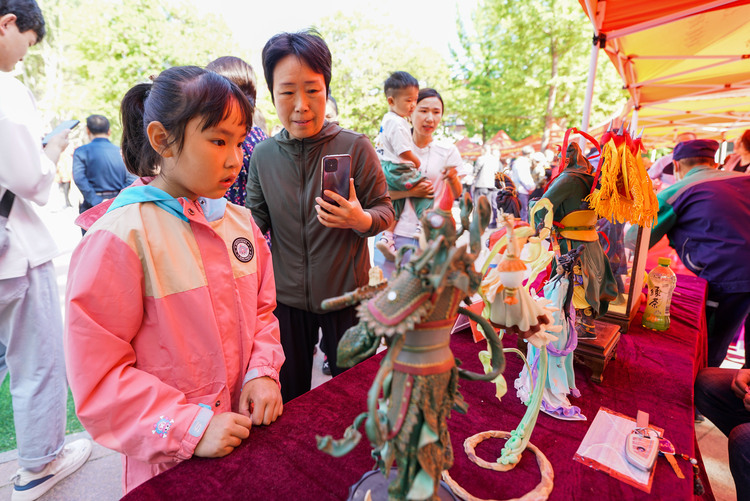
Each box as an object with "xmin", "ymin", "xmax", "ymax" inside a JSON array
[{"xmin": 120, "ymin": 83, "xmax": 160, "ymax": 177}]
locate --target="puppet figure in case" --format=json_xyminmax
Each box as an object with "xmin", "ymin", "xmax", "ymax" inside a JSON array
[{"xmin": 317, "ymin": 172, "xmax": 506, "ymax": 501}]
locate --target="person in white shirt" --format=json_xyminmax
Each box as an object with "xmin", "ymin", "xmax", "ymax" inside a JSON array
[
  {"xmin": 511, "ymin": 145, "xmax": 537, "ymax": 221},
  {"xmin": 374, "ymin": 88, "xmax": 462, "ymax": 277},
  {"xmin": 0, "ymin": 2, "xmax": 92, "ymax": 499},
  {"xmin": 473, "ymin": 145, "xmax": 500, "ymax": 227}
]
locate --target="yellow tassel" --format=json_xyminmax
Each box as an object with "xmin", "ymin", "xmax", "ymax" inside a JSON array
[{"xmin": 591, "ymin": 139, "xmax": 659, "ymax": 227}]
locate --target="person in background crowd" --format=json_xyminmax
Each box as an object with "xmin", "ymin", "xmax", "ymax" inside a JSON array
[
  {"xmin": 722, "ymin": 129, "xmax": 750, "ymax": 173},
  {"xmin": 206, "ymin": 56, "xmax": 269, "ymax": 207},
  {"xmin": 695, "ymin": 367, "xmax": 750, "ymax": 500},
  {"xmin": 325, "ymin": 95, "xmax": 338, "ymax": 123},
  {"xmin": 627, "ymin": 139, "xmax": 750, "ymax": 368},
  {"xmin": 473, "ymin": 144, "xmax": 500, "ymax": 227},
  {"xmin": 528, "ymin": 151, "xmax": 549, "ymax": 202},
  {"xmin": 66, "ymin": 66, "xmax": 284, "ymax": 494},
  {"xmin": 511, "ymin": 145, "xmax": 536, "ymax": 222},
  {"xmin": 1, "ymin": 1, "xmax": 92, "ymax": 499},
  {"xmin": 72, "ymin": 114, "xmax": 136, "ymax": 234},
  {"xmin": 495, "ymin": 165, "xmax": 520, "ymax": 218},
  {"xmin": 457, "ymin": 159, "xmax": 474, "ymax": 197},
  {"xmin": 246, "ymin": 31, "xmax": 393, "ymax": 402},
  {"xmin": 647, "ymin": 131, "xmax": 697, "ymax": 191},
  {"xmin": 720, "ymin": 129, "xmax": 750, "ymax": 368}
]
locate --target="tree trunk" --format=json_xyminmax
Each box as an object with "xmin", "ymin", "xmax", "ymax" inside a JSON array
[{"xmin": 541, "ymin": 38, "xmax": 559, "ymax": 152}]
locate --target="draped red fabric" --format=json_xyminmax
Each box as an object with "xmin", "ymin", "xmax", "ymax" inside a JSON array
[{"xmin": 124, "ymin": 274, "xmax": 711, "ymax": 501}]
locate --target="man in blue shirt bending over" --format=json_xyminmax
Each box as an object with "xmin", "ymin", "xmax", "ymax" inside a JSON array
[{"xmin": 627, "ymin": 139, "xmax": 750, "ymax": 368}]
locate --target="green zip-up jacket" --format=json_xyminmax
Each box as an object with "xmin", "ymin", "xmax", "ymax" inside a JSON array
[{"xmin": 247, "ymin": 121, "xmax": 394, "ymax": 313}]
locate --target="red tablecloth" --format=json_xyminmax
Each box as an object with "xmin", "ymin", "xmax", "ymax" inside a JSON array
[{"xmin": 125, "ymin": 274, "xmax": 711, "ymax": 500}]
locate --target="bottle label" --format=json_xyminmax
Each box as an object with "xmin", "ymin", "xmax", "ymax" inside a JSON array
[{"xmin": 647, "ymin": 286, "xmax": 666, "ymax": 315}]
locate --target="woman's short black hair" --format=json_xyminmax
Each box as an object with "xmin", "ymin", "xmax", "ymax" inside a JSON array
[
  {"xmin": 0, "ymin": 0, "xmax": 46, "ymax": 41},
  {"xmin": 417, "ymin": 88, "xmax": 444, "ymax": 111},
  {"xmin": 120, "ymin": 66, "xmax": 252, "ymax": 177},
  {"xmin": 261, "ymin": 30, "xmax": 331, "ymax": 103}
]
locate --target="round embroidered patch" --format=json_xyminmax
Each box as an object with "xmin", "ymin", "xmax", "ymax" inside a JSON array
[{"xmin": 232, "ymin": 237, "xmax": 254, "ymax": 263}]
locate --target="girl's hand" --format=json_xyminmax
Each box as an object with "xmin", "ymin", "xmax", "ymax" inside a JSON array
[
  {"xmin": 193, "ymin": 412, "xmax": 252, "ymax": 458},
  {"xmin": 239, "ymin": 376, "xmax": 283, "ymax": 426},
  {"xmin": 315, "ymin": 178, "xmax": 373, "ymax": 233},
  {"xmin": 408, "ymin": 178, "xmax": 434, "ymax": 199}
]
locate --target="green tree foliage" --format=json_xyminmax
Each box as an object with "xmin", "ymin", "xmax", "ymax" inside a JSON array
[
  {"xmin": 452, "ymin": 0, "xmax": 627, "ymax": 145},
  {"xmin": 20, "ymin": 0, "xmax": 243, "ymax": 141},
  {"xmin": 317, "ymin": 11, "xmax": 453, "ymax": 139}
]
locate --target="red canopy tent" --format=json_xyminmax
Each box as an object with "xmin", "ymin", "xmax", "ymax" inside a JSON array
[
  {"xmin": 455, "ymin": 137, "xmax": 482, "ymax": 160},
  {"xmin": 577, "ymin": 0, "xmax": 750, "ymax": 141}
]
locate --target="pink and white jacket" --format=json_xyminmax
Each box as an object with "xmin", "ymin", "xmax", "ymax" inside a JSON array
[{"xmin": 65, "ymin": 186, "xmax": 284, "ymax": 493}]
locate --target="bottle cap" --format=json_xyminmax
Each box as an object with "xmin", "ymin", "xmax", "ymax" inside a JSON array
[{"xmin": 658, "ymin": 257, "xmax": 672, "ymax": 266}]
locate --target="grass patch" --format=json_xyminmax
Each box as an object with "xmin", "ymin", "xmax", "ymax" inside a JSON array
[{"xmin": 0, "ymin": 376, "xmax": 85, "ymax": 453}]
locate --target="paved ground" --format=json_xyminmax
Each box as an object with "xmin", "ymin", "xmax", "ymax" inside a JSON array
[{"xmin": 0, "ymin": 189, "xmax": 739, "ymax": 500}]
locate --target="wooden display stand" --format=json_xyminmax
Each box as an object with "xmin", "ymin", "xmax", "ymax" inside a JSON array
[{"xmin": 573, "ymin": 320, "xmax": 621, "ymax": 383}]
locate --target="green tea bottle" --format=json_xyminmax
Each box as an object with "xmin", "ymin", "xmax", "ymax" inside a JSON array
[{"xmin": 642, "ymin": 257, "xmax": 677, "ymax": 331}]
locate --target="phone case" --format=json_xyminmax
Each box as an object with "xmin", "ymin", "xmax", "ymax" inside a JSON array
[{"xmin": 321, "ymin": 154, "xmax": 351, "ymax": 205}]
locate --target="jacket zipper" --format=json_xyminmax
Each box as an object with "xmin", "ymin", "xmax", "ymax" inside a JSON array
[{"xmin": 299, "ymin": 140, "xmax": 313, "ymax": 311}]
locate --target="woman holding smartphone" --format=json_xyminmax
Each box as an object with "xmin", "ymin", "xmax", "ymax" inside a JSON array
[
  {"xmin": 246, "ymin": 31, "xmax": 394, "ymax": 402},
  {"xmin": 375, "ymin": 88, "xmax": 463, "ymax": 278}
]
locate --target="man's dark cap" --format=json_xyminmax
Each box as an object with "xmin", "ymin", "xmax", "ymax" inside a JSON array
[{"xmin": 673, "ymin": 139, "xmax": 719, "ymax": 161}]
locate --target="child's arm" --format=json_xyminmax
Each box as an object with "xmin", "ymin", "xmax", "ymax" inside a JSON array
[
  {"xmin": 399, "ymin": 149, "xmax": 421, "ymax": 169},
  {"xmin": 239, "ymin": 377, "xmax": 283, "ymax": 425},
  {"xmin": 194, "ymin": 413, "xmax": 252, "ymax": 457},
  {"xmin": 65, "ymin": 232, "xmax": 223, "ymax": 464},
  {"xmin": 238, "ymin": 221, "xmax": 284, "ymax": 425}
]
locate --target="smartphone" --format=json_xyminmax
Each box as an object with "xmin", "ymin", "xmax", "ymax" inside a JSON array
[
  {"xmin": 42, "ymin": 119, "xmax": 80, "ymax": 146},
  {"xmin": 321, "ymin": 154, "xmax": 351, "ymax": 206}
]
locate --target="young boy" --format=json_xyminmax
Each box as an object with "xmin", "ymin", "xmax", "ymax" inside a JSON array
[
  {"xmin": 374, "ymin": 71, "xmax": 426, "ymax": 261},
  {"xmin": 1, "ymin": 1, "xmax": 92, "ymax": 499}
]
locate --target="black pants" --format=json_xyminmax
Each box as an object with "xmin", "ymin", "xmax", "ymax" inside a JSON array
[
  {"xmin": 705, "ymin": 288, "xmax": 750, "ymax": 367},
  {"xmin": 695, "ymin": 368, "xmax": 750, "ymax": 499},
  {"xmin": 275, "ymin": 302, "xmax": 358, "ymax": 403}
]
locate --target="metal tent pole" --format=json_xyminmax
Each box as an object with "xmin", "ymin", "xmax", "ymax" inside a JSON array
[{"xmin": 580, "ymin": 37, "xmax": 600, "ymax": 147}]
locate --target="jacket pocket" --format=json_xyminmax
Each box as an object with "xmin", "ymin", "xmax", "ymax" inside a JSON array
[{"xmin": 184, "ymin": 381, "xmax": 228, "ymax": 413}]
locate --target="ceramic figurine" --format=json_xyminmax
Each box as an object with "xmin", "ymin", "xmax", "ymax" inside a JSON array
[
  {"xmin": 476, "ymin": 213, "xmax": 561, "ymax": 471},
  {"xmin": 515, "ymin": 246, "xmax": 587, "ymax": 421},
  {"xmin": 533, "ymin": 141, "xmax": 617, "ymax": 339},
  {"xmin": 317, "ymin": 172, "xmax": 506, "ymax": 501}
]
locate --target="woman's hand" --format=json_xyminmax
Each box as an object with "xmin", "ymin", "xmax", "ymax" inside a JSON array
[
  {"xmin": 408, "ymin": 178, "xmax": 435, "ymax": 198},
  {"xmin": 315, "ymin": 178, "xmax": 373, "ymax": 233},
  {"xmin": 240, "ymin": 376, "xmax": 283, "ymax": 425},
  {"xmin": 193, "ymin": 412, "xmax": 252, "ymax": 458}
]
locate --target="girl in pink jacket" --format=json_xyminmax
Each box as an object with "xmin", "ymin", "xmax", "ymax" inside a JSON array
[{"xmin": 64, "ymin": 66, "xmax": 285, "ymax": 494}]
